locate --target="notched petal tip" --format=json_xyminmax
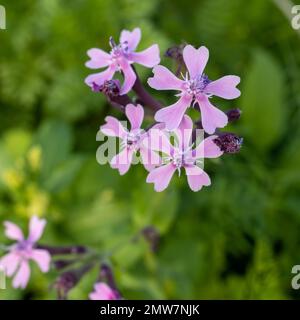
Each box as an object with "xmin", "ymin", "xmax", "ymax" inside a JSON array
[{"xmin": 183, "ymin": 45, "xmax": 209, "ymax": 78}]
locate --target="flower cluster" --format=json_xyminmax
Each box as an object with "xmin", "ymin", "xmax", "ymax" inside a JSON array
[{"xmin": 86, "ymin": 28, "xmax": 242, "ymax": 192}]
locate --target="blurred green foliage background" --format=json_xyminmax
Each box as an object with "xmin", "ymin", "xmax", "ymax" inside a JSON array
[{"xmin": 0, "ymin": 0, "xmax": 300, "ymax": 300}]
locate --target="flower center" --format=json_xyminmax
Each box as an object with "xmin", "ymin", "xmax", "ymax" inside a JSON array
[
  {"xmin": 172, "ymin": 153, "xmax": 183, "ymax": 168},
  {"xmin": 183, "ymin": 73, "xmax": 211, "ymax": 97},
  {"xmin": 15, "ymin": 240, "xmax": 34, "ymax": 258},
  {"xmin": 168, "ymin": 148, "xmax": 195, "ymax": 175},
  {"xmin": 109, "ymin": 37, "xmax": 130, "ymax": 60},
  {"xmin": 123, "ymin": 130, "xmax": 143, "ymax": 149}
]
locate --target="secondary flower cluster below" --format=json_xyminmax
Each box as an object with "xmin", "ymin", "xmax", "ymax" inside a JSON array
[{"xmin": 0, "ymin": 217, "xmax": 119, "ymax": 300}]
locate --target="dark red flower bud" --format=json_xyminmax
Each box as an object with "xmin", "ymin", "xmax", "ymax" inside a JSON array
[
  {"xmin": 226, "ymin": 108, "xmax": 242, "ymax": 122},
  {"xmin": 141, "ymin": 226, "xmax": 160, "ymax": 252},
  {"xmin": 53, "ymin": 264, "xmax": 92, "ymax": 300},
  {"xmin": 99, "ymin": 263, "xmax": 122, "ymax": 299},
  {"xmin": 214, "ymin": 133, "xmax": 243, "ymax": 154},
  {"xmin": 100, "ymin": 80, "xmax": 121, "ymax": 98},
  {"xmin": 165, "ymin": 44, "xmax": 185, "ymax": 61},
  {"xmin": 91, "ymin": 80, "xmax": 121, "ymax": 98}
]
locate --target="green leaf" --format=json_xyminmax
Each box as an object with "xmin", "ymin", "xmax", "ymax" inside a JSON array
[
  {"xmin": 2, "ymin": 128, "xmax": 32, "ymax": 159},
  {"xmin": 131, "ymin": 184, "xmax": 178, "ymax": 234},
  {"xmin": 43, "ymin": 155, "xmax": 84, "ymax": 192},
  {"xmin": 35, "ymin": 120, "xmax": 73, "ymax": 177},
  {"xmin": 240, "ymin": 49, "xmax": 286, "ymax": 151}
]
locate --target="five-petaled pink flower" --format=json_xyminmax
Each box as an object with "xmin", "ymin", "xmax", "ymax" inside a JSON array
[
  {"xmin": 145, "ymin": 115, "xmax": 223, "ymax": 192},
  {"xmin": 100, "ymin": 104, "xmax": 160, "ymax": 175},
  {"xmin": 89, "ymin": 282, "xmax": 119, "ymax": 300},
  {"xmin": 85, "ymin": 28, "xmax": 160, "ymax": 95},
  {"xmin": 0, "ymin": 216, "xmax": 51, "ymax": 289},
  {"xmin": 148, "ymin": 45, "xmax": 241, "ymax": 133}
]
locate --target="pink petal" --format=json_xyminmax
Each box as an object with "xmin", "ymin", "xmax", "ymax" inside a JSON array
[
  {"xmin": 129, "ymin": 44, "xmax": 160, "ymax": 67},
  {"xmin": 85, "ymin": 48, "xmax": 111, "ymax": 69},
  {"xmin": 205, "ymin": 75, "xmax": 241, "ymax": 99},
  {"xmin": 119, "ymin": 60, "xmax": 136, "ymax": 95},
  {"xmin": 110, "ymin": 148, "xmax": 134, "ymax": 175},
  {"xmin": 120, "ymin": 27, "xmax": 141, "ymax": 51},
  {"xmin": 125, "ymin": 104, "xmax": 144, "ymax": 130},
  {"xmin": 146, "ymin": 163, "xmax": 176, "ymax": 192},
  {"xmin": 148, "ymin": 65, "xmax": 183, "ymax": 91},
  {"xmin": 89, "ymin": 282, "xmax": 117, "ymax": 300},
  {"xmin": 143, "ymin": 128, "xmax": 174, "ymax": 156},
  {"xmin": 154, "ymin": 95, "xmax": 192, "ymax": 130},
  {"xmin": 139, "ymin": 146, "xmax": 161, "ymax": 171},
  {"xmin": 4, "ymin": 221, "xmax": 24, "ymax": 241},
  {"xmin": 175, "ymin": 115, "xmax": 193, "ymax": 151},
  {"xmin": 101, "ymin": 116, "xmax": 127, "ymax": 138},
  {"xmin": 28, "ymin": 216, "xmax": 46, "ymax": 243},
  {"xmin": 185, "ymin": 165, "xmax": 211, "ymax": 192},
  {"xmin": 197, "ymin": 95, "xmax": 228, "ymax": 134},
  {"xmin": 12, "ymin": 261, "xmax": 31, "ymax": 289},
  {"xmin": 194, "ymin": 135, "xmax": 223, "ymax": 159},
  {"xmin": 0, "ymin": 252, "xmax": 20, "ymax": 276},
  {"xmin": 85, "ymin": 65, "xmax": 116, "ymax": 88},
  {"xmin": 31, "ymin": 249, "xmax": 51, "ymax": 273},
  {"xmin": 183, "ymin": 45, "xmax": 209, "ymax": 79}
]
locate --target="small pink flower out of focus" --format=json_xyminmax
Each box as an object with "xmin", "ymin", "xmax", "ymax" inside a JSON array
[
  {"xmin": 89, "ymin": 282, "xmax": 119, "ymax": 300},
  {"xmin": 85, "ymin": 28, "xmax": 160, "ymax": 95},
  {"xmin": 0, "ymin": 216, "xmax": 51, "ymax": 289}
]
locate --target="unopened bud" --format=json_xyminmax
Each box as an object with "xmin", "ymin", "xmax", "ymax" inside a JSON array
[
  {"xmin": 165, "ymin": 44, "xmax": 185, "ymax": 61},
  {"xmin": 98, "ymin": 263, "xmax": 121, "ymax": 299},
  {"xmin": 141, "ymin": 226, "xmax": 160, "ymax": 252},
  {"xmin": 214, "ymin": 133, "xmax": 243, "ymax": 154},
  {"xmin": 53, "ymin": 264, "xmax": 92, "ymax": 300},
  {"xmin": 226, "ymin": 108, "xmax": 241, "ymax": 122},
  {"xmin": 100, "ymin": 80, "xmax": 120, "ymax": 98}
]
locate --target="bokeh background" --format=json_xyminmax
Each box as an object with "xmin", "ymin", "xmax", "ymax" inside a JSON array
[{"xmin": 0, "ymin": 0, "xmax": 300, "ymax": 300}]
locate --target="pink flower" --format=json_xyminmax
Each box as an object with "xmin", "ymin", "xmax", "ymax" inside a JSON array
[
  {"xmin": 85, "ymin": 28, "xmax": 160, "ymax": 95},
  {"xmin": 148, "ymin": 45, "xmax": 241, "ymax": 133},
  {"xmin": 101, "ymin": 104, "xmax": 160, "ymax": 175},
  {"xmin": 89, "ymin": 282, "xmax": 119, "ymax": 300},
  {"xmin": 0, "ymin": 216, "xmax": 51, "ymax": 289},
  {"xmin": 144, "ymin": 115, "xmax": 223, "ymax": 192}
]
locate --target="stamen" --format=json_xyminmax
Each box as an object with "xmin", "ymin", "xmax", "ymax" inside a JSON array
[
  {"xmin": 109, "ymin": 36, "xmax": 117, "ymax": 49},
  {"xmin": 121, "ymin": 40, "xmax": 129, "ymax": 53},
  {"xmin": 184, "ymin": 73, "xmax": 211, "ymax": 97},
  {"xmin": 123, "ymin": 130, "xmax": 143, "ymax": 149}
]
